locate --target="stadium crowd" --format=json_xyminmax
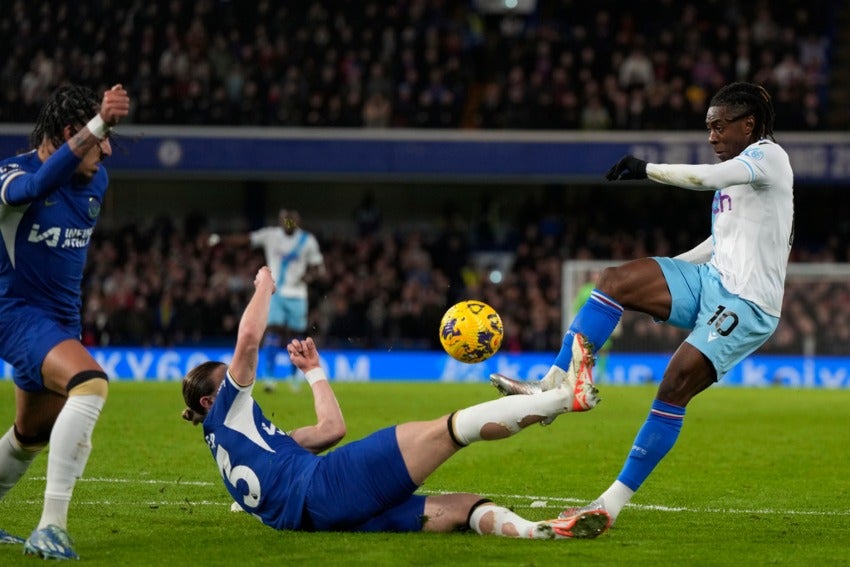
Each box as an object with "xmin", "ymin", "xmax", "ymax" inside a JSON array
[
  {"xmin": 0, "ymin": 1, "xmax": 835, "ymax": 130},
  {"xmin": 1, "ymin": 0, "xmax": 844, "ymax": 355}
]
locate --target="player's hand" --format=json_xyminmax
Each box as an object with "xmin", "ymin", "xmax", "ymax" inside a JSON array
[
  {"xmin": 287, "ymin": 337, "xmax": 320, "ymax": 372},
  {"xmin": 605, "ymin": 155, "xmax": 647, "ymax": 181},
  {"xmin": 254, "ymin": 266, "xmax": 276, "ymax": 294},
  {"xmin": 99, "ymin": 84, "xmax": 131, "ymax": 126}
]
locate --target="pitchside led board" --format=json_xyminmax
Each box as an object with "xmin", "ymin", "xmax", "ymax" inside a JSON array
[
  {"xmin": 1, "ymin": 348, "xmax": 847, "ymax": 388},
  {"xmin": 0, "ymin": 127, "xmax": 849, "ymax": 183}
]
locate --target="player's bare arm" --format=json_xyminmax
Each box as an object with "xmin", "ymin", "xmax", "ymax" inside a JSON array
[
  {"xmin": 229, "ymin": 266, "xmax": 275, "ymax": 387},
  {"xmin": 68, "ymin": 84, "xmax": 130, "ymax": 157},
  {"xmin": 287, "ymin": 338, "xmax": 345, "ymax": 453},
  {"xmin": 207, "ymin": 232, "xmax": 251, "ymax": 248},
  {"xmin": 302, "ymin": 263, "xmax": 325, "ymax": 284}
]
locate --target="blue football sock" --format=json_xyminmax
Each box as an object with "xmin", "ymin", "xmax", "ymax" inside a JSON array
[
  {"xmin": 617, "ymin": 399, "xmax": 686, "ymax": 491},
  {"xmin": 553, "ymin": 289, "xmax": 623, "ymax": 370},
  {"xmin": 262, "ymin": 333, "xmax": 281, "ymax": 378}
]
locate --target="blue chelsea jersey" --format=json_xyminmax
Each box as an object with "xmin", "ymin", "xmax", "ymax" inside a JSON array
[
  {"xmin": 0, "ymin": 148, "xmax": 107, "ymax": 323},
  {"xmin": 203, "ymin": 372, "xmax": 321, "ymax": 530}
]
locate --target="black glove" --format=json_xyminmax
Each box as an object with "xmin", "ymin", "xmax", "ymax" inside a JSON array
[{"xmin": 605, "ymin": 155, "xmax": 648, "ymax": 181}]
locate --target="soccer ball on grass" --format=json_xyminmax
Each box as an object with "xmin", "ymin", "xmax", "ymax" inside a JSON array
[{"xmin": 439, "ymin": 300, "xmax": 504, "ymax": 363}]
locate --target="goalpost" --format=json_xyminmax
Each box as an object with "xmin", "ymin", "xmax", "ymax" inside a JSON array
[{"xmin": 562, "ymin": 260, "xmax": 850, "ymax": 356}]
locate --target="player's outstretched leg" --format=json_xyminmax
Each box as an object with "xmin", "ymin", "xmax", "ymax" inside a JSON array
[
  {"xmin": 469, "ymin": 501, "xmax": 610, "ymax": 540},
  {"xmin": 490, "ymin": 334, "xmax": 598, "ymax": 424},
  {"xmin": 451, "ymin": 379, "xmax": 599, "ymax": 446}
]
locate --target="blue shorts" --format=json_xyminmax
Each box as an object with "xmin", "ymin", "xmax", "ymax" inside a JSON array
[
  {"xmin": 268, "ymin": 295, "xmax": 308, "ymax": 332},
  {"xmin": 0, "ymin": 300, "xmax": 80, "ymax": 391},
  {"xmin": 302, "ymin": 426, "xmax": 426, "ymax": 532},
  {"xmin": 654, "ymin": 257, "xmax": 779, "ymax": 380}
]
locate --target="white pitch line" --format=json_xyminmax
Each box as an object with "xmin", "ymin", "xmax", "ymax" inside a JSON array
[
  {"xmin": 6, "ymin": 499, "xmax": 228, "ymax": 506},
  {"xmin": 419, "ymin": 489, "xmax": 850, "ymax": 518},
  {"xmin": 28, "ymin": 475, "xmax": 215, "ymax": 487},
  {"xmin": 11, "ymin": 478, "xmax": 849, "ymax": 518}
]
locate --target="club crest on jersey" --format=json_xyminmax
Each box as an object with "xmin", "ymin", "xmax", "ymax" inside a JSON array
[
  {"xmin": 88, "ymin": 197, "xmax": 101, "ymax": 218},
  {"xmin": 742, "ymin": 148, "xmax": 764, "ymax": 160}
]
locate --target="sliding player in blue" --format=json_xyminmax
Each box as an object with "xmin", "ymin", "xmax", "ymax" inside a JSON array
[
  {"xmin": 492, "ymin": 82, "xmax": 793, "ymax": 529},
  {"xmin": 182, "ymin": 266, "xmax": 610, "ymax": 540},
  {"xmin": 0, "ymin": 83, "xmax": 130, "ymax": 560}
]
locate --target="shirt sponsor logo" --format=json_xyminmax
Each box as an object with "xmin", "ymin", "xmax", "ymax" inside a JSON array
[
  {"xmin": 712, "ymin": 191, "xmax": 732, "ymax": 214},
  {"xmin": 28, "ymin": 224, "xmax": 94, "ymax": 248}
]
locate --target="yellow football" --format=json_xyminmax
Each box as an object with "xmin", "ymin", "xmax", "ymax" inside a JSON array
[{"xmin": 439, "ymin": 300, "xmax": 504, "ymax": 363}]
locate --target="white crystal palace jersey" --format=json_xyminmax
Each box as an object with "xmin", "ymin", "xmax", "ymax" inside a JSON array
[
  {"xmin": 250, "ymin": 227, "xmax": 323, "ymax": 299},
  {"xmin": 647, "ymin": 139, "xmax": 794, "ymax": 317}
]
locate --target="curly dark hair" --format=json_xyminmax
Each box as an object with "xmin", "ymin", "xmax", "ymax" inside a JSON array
[
  {"xmin": 709, "ymin": 82, "xmax": 776, "ymax": 142},
  {"xmin": 30, "ymin": 84, "xmax": 100, "ymax": 149}
]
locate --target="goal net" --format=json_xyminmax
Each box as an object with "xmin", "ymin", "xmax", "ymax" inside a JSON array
[{"xmin": 562, "ymin": 260, "xmax": 850, "ymax": 356}]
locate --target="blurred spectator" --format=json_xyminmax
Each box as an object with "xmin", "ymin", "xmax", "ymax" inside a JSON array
[
  {"xmin": 0, "ymin": 1, "xmax": 835, "ymax": 131},
  {"xmin": 362, "ymin": 91, "xmax": 392, "ymax": 127}
]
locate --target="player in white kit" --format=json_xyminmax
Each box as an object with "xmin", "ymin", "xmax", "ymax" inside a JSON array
[
  {"xmin": 492, "ymin": 82, "xmax": 794, "ymax": 529},
  {"xmin": 211, "ymin": 209, "xmax": 324, "ymax": 381}
]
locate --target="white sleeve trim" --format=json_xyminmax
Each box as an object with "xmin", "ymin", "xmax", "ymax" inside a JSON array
[{"xmin": 1, "ymin": 170, "xmax": 26, "ymax": 205}]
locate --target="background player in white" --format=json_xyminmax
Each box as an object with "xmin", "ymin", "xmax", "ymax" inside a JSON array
[
  {"xmin": 0, "ymin": 84, "xmax": 130, "ymax": 559},
  {"xmin": 211, "ymin": 209, "xmax": 324, "ymax": 384},
  {"xmin": 493, "ymin": 82, "xmax": 794, "ymax": 528},
  {"xmin": 181, "ymin": 266, "xmax": 610, "ymax": 539}
]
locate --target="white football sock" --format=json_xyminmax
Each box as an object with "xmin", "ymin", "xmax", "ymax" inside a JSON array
[
  {"xmin": 470, "ymin": 504, "xmax": 551, "ymax": 539},
  {"xmin": 595, "ymin": 480, "xmax": 635, "ymax": 521},
  {"xmin": 39, "ymin": 394, "xmax": 105, "ymax": 530},
  {"xmin": 452, "ymin": 387, "xmax": 571, "ymax": 445},
  {"xmin": 540, "ymin": 366, "xmax": 569, "ymax": 390},
  {"xmin": 0, "ymin": 427, "xmax": 43, "ymax": 499}
]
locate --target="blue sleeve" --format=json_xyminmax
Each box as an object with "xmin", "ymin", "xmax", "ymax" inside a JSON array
[{"xmin": 2, "ymin": 145, "xmax": 82, "ymax": 205}]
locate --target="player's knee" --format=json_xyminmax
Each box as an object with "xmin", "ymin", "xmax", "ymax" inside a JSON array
[
  {"xmin": 425, "ymin": 494, "xmax": 490, "ymax": 532},
  {"xmin": 13, "ymin": 424, "xmax": 50, "ymax": 451},
  {"xmin": 657, "ymin": 372, "xmax": 707, "ymax": 406},
  {"xmin": 595, "ymin": 265, "xmax": 628, "ymax": 298},
  {"xmin": 67, "ymin": 370, "xmax": 109, "ymax": 400}
]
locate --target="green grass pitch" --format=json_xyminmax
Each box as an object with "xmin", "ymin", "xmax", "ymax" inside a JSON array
[{"xmin": 1, "ymin": 380, "xmax": 848, "ymax": 566}]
